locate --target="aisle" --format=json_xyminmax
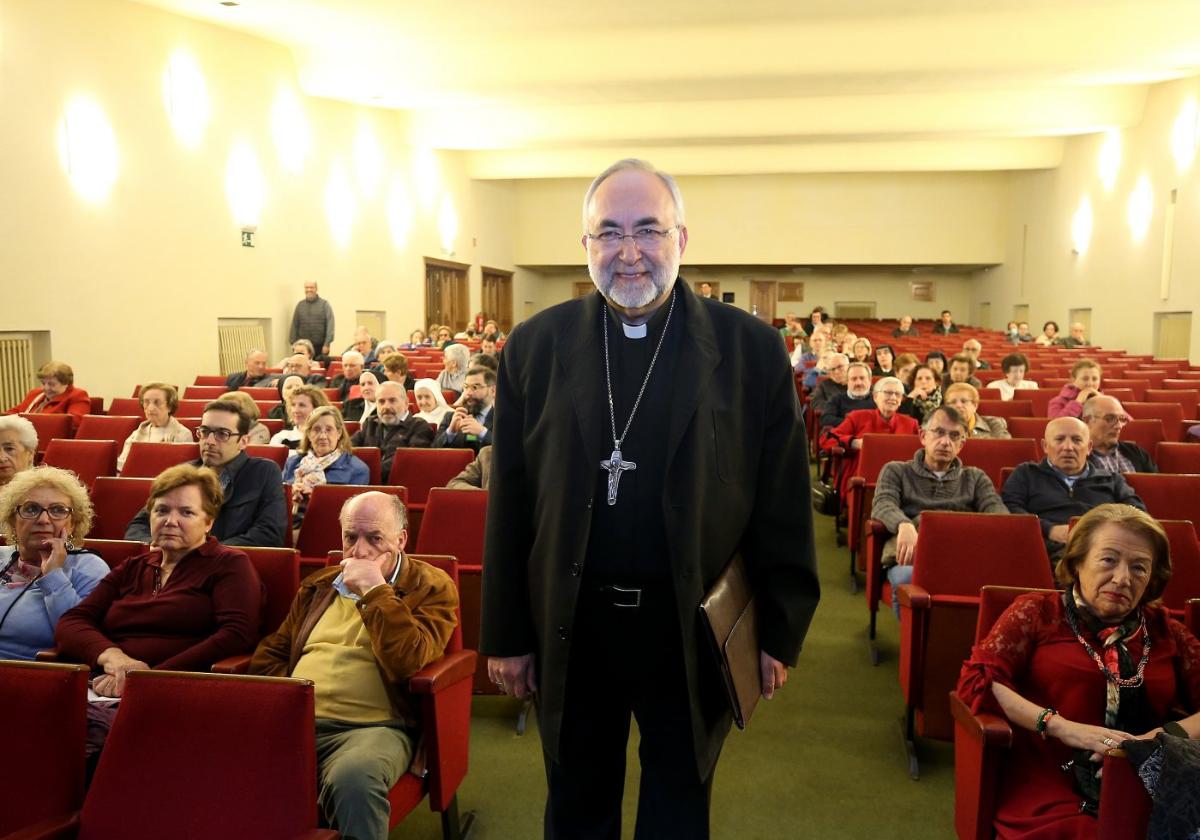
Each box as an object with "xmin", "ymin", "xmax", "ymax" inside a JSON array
[{"xmin": 397, "ymin": 503, "xmax": 958, "ymax": 839}]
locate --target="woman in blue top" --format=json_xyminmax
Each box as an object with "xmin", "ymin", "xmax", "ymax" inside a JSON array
[
  {"xmin": 0, "ymin": 466, "xmax": 108, "ymax": 660},
  {"xmin": 282, "ymin": 406, "xmax": 369, "ymax": 534}
]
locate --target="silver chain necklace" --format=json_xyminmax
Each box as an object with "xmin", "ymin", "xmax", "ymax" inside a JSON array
[{"xmin": 599, "ymin": 288, "xmax": 677, "ymax": 505}]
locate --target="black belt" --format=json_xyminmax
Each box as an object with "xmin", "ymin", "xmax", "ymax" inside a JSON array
[{"xmin": 584, "ymin": 581, "xmax": 671, "ymax": 610}]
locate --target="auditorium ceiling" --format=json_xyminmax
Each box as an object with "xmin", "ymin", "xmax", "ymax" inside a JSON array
[{"xmin": 135, "ymin": 0, "xmax": 1200, "ymax": 178}]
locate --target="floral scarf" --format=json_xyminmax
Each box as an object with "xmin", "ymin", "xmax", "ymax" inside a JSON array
[{"xmin": 291, "ymin": 449, "xmax": 343, "ymax": 523}]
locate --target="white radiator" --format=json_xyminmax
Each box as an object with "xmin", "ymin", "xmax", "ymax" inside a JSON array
[
  {"xmin": 218, "ymin": 322, "xmax": 268, "ymax": 377},
  {"xmin": 0, "ymin": 334, "xmax": 36, "ymax": 411}
]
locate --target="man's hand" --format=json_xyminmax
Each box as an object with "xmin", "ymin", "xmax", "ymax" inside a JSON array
[
  {"xmin": 460, "ymin": 415, "xmax": 485, "ymax": 436},
  {"xmin": 341, "ymin": 556, "xmax": 389, "ymax": 597},
  {"xmin": 850, "ymin": 438, "xmax": 863, "ymax": 451},
  {"xmin": 761, "ymin": 651, "xmax": 788, "ymax": 700},
  {"xmin": 322, "ymin": 344, "xmax": 330, "ymax": 356},
  {"xmin": 448, "ymin": 407, "xmax": 468, "ymax": 434},
  {"xmin": 489, "ymin": 654, "xmax": 537, "ymax": 699},
  {"xmin": 1048, "ymin": 524, "xmax": 1070, "ymax": 544},
  {"xmin": 894, "ymin": 523, "xmax": 919, "ymax": 566}
]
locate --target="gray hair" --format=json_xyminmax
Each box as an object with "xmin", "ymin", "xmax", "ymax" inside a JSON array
[
  {"xmin": 340, "ymin": 490, "xmax": 407, "ymax": 533},
  {"xmin": 342, "ymin": 350, "xmax": 365, "ymax": 365},
  {"xmin": 0, "ymin": 415, "xmax": 38, "ymax": 454},
  {"xmin": 1081, "ymin": 394, "xmax": 1122, "ymax": 421},
  {"xmin": 581, "ymin": 158, "xmax": 685, "ymax": 232},
  {"xmin": 244, "ymin": 348, "xmax": 266, "ymax": 361},
  {"xmin": 922, "ymin": 404, "xmax": 967, "ymax": 432},
  {"xmin": 873, "ymin": 376, "xmax": 904, "ymax": 394},
  {"xmin": 443, "ymin": 343, "xmax": 471, "ymax": 369},
  {"xmin": 847, "ymin": 361, "xmax": 873, "ymax": 378}
]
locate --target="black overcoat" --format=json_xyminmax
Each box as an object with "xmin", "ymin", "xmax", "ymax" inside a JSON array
[{"xmin": 480, "ymin": 280, "xmax": 820, "ymax": 777}]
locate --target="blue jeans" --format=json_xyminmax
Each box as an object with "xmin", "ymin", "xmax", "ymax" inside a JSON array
[{"xmin": 886, "ymin": 563, "xmax": 914, "ymax": 618}]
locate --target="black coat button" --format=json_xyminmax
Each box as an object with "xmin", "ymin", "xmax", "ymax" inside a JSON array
[
  {"xmin": 569, "ymin": 562, "xmax": 582, "ymax": 576},
  {"xmin": 558, "ymin": 626, "xmax": 569, "ymax": 640}
]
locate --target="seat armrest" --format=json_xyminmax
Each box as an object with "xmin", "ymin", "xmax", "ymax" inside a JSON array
[
  {"xmin": 949, "ymin": 692, "xmax": 1012, "ymax": 748},
  {"xmin": 3, "ymin": 812, "xmax": 81, "ymax": 840},
  {"xmin": 211, "ymin": 654, "xmax": 251, "ymax": 675},
  {"xmin": 409, "ymin": 650, "xmax": 478, "ymax": 694},
  {"xmin": 897, "ymin": 583, "xmax": 931, "ymax": 610},
  {"xmin": 847, "ymin": 475, "xmax": 865, "ymax": 491},
  {"xmin": 35, "ymin": 648, "xmax": 63, "ymax": 663}
]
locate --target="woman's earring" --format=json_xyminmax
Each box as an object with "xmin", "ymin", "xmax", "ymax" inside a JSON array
[{"xmin": 64, "ymin": 536, "xmax": 76, "ymax": 551}]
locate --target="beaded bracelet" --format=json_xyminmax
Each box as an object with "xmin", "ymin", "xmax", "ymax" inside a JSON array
[{"xmin": 1035, "ymin": 707, "xmax": 1058, "ymax": 739}]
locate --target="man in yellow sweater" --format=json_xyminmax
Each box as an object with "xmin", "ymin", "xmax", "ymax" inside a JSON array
[{"xmin": 250, "ymin": 491, "xmax": 459, "ymax": 839}]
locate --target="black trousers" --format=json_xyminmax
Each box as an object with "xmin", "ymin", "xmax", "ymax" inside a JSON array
[{"xmin": 544, "ymin": 583, "xmax": 715, "ymax": 840}]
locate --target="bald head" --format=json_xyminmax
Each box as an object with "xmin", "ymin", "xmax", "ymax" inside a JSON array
[
  {"xmin": 1044, "ymin": 417, "xmax": 1091, "ymax": 475},
  {"xmin": 340, "ymin": 491, "xmax": 407, "ymax": 577},
  {"xmin": 1082, "ymin": 395, "xmax": 1129, "ymax": 452},
  {"xmin": 284, "ymin": 354, "xmax": 312, "ymax": 377}
]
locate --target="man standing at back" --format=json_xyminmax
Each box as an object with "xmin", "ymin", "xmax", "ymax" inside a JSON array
[
  {"xmin": 481, "ymin": 159, "xmax": 820, "ymax": 838},
  {"xmin": 290, "ymin": 281, "xmax": 335, "ymax": 361}
]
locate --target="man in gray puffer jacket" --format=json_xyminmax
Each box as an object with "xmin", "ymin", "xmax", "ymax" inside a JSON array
[{"xmin": 290, "ymin": 281, "xmax": 335, "ymax": 359}]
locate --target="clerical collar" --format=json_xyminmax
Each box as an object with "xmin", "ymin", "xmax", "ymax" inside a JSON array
[
  {"xmin": 622, "ymin": 323, "xmax": 648, "ymax": 339},
  {"xmin": 608, "ymin": 288, "xmax": 676, "ymax": 343}
]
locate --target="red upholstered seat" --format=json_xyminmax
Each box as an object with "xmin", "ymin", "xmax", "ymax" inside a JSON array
[
  {"xmin": 89, "ymin": 476, "xmax": 154, "ymax": 540},
  {"xmin": 239, "ymin": 386, "xmax": 278, "ymax": 400},
  {"xmin": 1104, "ymin": 378, "xmax": 1150, "ymax": 400},
  {"xmin": 295, "ymin": 484, "xmax": 408, "ymax": 566},
  {"xmin": 1157, "ymin": 520, "xmax": 1200, "ymax": 613},
  {"xmin": 1120, "ymin": 418, "xmax": 1166, "ymax": 453},
  {"xmin": 353, "ymin": 446, "xmax": 382, "ymax": 484},
  {"xmin": 1005, "ymin": 416, "xmax": 1050, "ymax": 444},
  {"xmin": 844, "ymin": 434, "xmax": 922, "ymax": 587},
  {"xmin": 896, "ymin": 512, "xmax": 1053, "ymax": 777},
  {"xmin": 21, "ymin": 413, "xmax": 73, "ymax": 452},
  {"xmin": 1155, "ymin": 442, "xmax": 1200, "ymax": 474},
  {"xmin": 1124, "ymin": 472, "xmax": 1200, "ymax": 523},
  {"xmin": 1125, "ymin": 402, "xmax": 1185, "ymax": 441},
  {"xmin": 1189, "ymin": 599, "xmax": 1200, "ymax": 636},
  {"xmin": 192, "ymin": 375, "xmax": 227, "ymax": 386},
  {"xmin": 387, "ymin": 448, "xmax": 476, "ymax": 542},
  {"xmin": 83, "ymin": 538, "xmax": 148, "ymax": 569},
  {"xmin": 975, "ymin": 399, "xmax": 1034, "ymax": 420},
  {"xmin": 173, "ymin": 399, "xmax": 211, "ymax": 418},
  {"xmin": 958, "ymin": 437, "xmax": 1040, "ymax": 489},
  {"xmin": 1024, "ymin": 389, "xmax": 1057, "ymax": 416},
  {"xmin": 43, "ymin": 438, "xmax": 119, "ymax": 489},
  {"xmin": 245, "ymin": 444, "xmax": 288, "ymax": 469},
  {"xmin": 1146, "ymin": 388, "xmax": 1199, "ymax": 419},
  {"xmin": 74, "ymin": 414, "xmax": 141, "ymax": 442},
  {"xmin": 0, "ymin": 661, "xmax": 89, "ymax": 837},
  {"xmin": 120, "ymin": 442, "xmax": 199, "ymax": 478},
  {"xmin": 106, "ymin": 397, "xmax": 144, "ymax": 417},
  {"xmin": 182, "ymin": 385, "xmax": 227, "ymax": 400}
]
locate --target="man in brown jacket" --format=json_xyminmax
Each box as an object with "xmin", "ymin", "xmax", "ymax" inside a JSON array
[{"xmin": 249, "ymin": 491, "xmax": 458, "ymax": 840}]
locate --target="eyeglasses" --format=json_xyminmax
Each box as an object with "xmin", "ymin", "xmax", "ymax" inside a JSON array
[
  {"xmin": 17, "ymin": 502, "xmax": 72, "ymax": 521},
  {"xmin": 876, "ymin": 390, "xmax": 905, "ymax": 399},
  {"xmin": 1098, "ymin": 414, "xmax": 1131, "ymax": 426},
  {"xmin": 927, "ymin": 427, "xmax": 966, "ymax": 443},
  {"xmin": 463, "ymin": 383, "xmax": 489, "ymax": 393},
  {"xmin": 586, "ymin": 227, "xmax": 678, "ymax": 248},
  {"xmin": 195, "ymin": 426, "xmax": 238, "ymax": 442}
]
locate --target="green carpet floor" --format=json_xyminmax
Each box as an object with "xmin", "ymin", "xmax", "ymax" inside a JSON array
[{"xmin": 394, "ymin": 507, "xmax": 958, "ymax": 839}]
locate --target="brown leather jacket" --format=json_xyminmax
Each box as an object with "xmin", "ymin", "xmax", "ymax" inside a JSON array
[{"xmin": 248, "ymin": 556, "xmax": 458, "ymax": 725}]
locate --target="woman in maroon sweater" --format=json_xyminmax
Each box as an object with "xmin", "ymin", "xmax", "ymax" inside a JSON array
[{"xmin": 56, "ymin": 463, "xmax": 263, "ymax": 696}]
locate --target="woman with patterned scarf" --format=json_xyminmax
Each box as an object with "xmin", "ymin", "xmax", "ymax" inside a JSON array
[
  {"xmin": 282, "ymin": 407, "xmax": 369, "ymax": 535},
  {"xmin": 957, "ymin": 504, "xmax": 1200, "ymax": 839}
]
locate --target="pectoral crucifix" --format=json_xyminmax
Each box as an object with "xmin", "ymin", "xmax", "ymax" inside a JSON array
[{"xmin": 601, "ymin": 448, "xmax": 636, "ymax": 505}]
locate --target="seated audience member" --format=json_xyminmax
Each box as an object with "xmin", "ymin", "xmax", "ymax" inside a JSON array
[
  {"xmin": 821, "ymin": 376, "xmax": 919, "ymax": 496},
  {"xmin": 872, "ymin": 406, "xmax": 1007, "ymax": 612},
  {"xmin": 434, "ymin": 367, "xmax": 495, "ymax": 454},
  {"xmin": 225, "ymin": 349, "xmax": 271, "ymax": 390},
  {"xmin": 0, "ymin": 467, "xmax": 108, "ymax": 660},
  {"xmin": 268, "ymin": 374, "xmax": 305, "ymax": 422},
  {"xmin": 892, "ymin": 315, "xmax": 919, "ymax": 338},
  {"xmin": 802, "ymin": 306, "xmax": 826, "ymax": 336},
  {"xmin": 1056, "ymin": 321, "xmax": 1090, "ymax": 348},
  {"xmin": 59, "ymin": 463, "xmax": 263, "ymax": 760},
  {"xmin": 447, "ymin": 446, "xmax": 492, "ymax": 491},
  {"xmin": 987, "ymin": 353, "xmax": 1039, "ymax": 401},
  {"xmin": 482, "ymin": 319, "xmax": 504, "ymax": 341},
  {"xmin": 282, "ymin": 353, "xmax": 328, "ymax": 386},
  {"xmin": 956, "ymin": 504, "xmax": 1200, "ymax": 837},
  {"xmin": 373, "ymin": 341, "xmax": 398, "ymax": 365},
  {"xmin": 1001, "ymin": 417, "xmax": 1144, "ymax": 560},
  {"xmin": 404, "ymin": 329, "xmax": 428, "ymax": 349},
  {"xmin": 378, "ymin": 352, "xmax": 416, "ymax": 392},
  {"xmin": 806, "ymin": 352, "xmax": 845, "ymax": 415},
  {"xmin": 331, "ymin": 351, "xmax": 365, "ymax": 402},
  {"xmin": 849, "ymin": 337, "xmax": 873, "ymax": 365},
  {"xmin": 792, "ymin": 330, "xmax": 828, "ymax": 388},
  {"xmin": 413, "ymin": 379, "xmax": 454, "ymax": 428},
  {"xmin": 944, "ymin": 354, "xmax": 983, "ymax": 389},
  {"xmin": 893, "ymin": 353, "xmax": 920, "ymax": 389},
  {"xmin": 344, "ymin": 326, "xmax": 379, "ymax": 361},
  {"xmin": 248, "ymin": 491, "xmax": 458, "ymax": 840},
  {"xmin": 872, "ymin": 344, "xmax": 896, "ymax": 376},
  {"xmin": 932, "ymin": 310, "xmax": 960, "ymax": 335},
  {"xmin": 924, "ymin": 350, "xmax": 947, "ymax": 378},
  {"xmin": 5, "ymin": 361, "xmax": 91, "ymax": 432},
  {"xmin": 1048, "ymin": 359, "xmax": 1102, "ymax": 419},
  {"xmin": 1004, "ymin": 321, "xmax": 1020, "ymax": 345},
  {"xmin": 819, "ymin": 361, "xmax": 874, "ymax": 430},
  {"xmin": 0, "ymin": 416, "xmax": 39, "ymax": 487},
  {"xmin": 479, "ymin": 336, "xmax": 499, "ymax": 358},
  {"xmin": 270, "ymin": 384, "xmax": 330, "ymax": 449},
  {"xmin": 829, "ymin": 324, "xmax": 850, "ymax": 352},
  {"xmin": 944, "ymin": 382, "xmax": 1011, "ymax": 439},
  {"xmin": 1084, "ymin": 396, "xmax": 1157, "ymax": 474},
  {"xmin": 437, "ymin": 344, "xmax": 471, "ymax": 398},
  {"xmin": 219, "ymin": 391, "xmax": 271, "ymax": 445},
  {"xmin": 1015, "ymin": 321, "xmax": 1035, "ymax": 343},
  {"xmin": 283, "ymin": 407, "xmax": 369, "ymax": 532},
  {"xmin": 962, "ymin": 338, "xmax": 991, "ymax": 370},
  {"xmin": 900, "ymin": 364, "xmax": 943, "ymax": 423},
  {"xmin": 117, "ymin": 383, "xmax": 194, "ymax": 472},
  {"xmin": 351, "ymin": 382, "xmax": 435, "ymax": 479},
  {"xmin": 470, "ymin": 353, "xmax": 499, "ymax": 374},
  {"xmin": 434, "ymin": 325, "xmax": 454, "ymax": 348},
  {"xmin": 125, "ymin": 401, "xmax": 287, "ymax": 547},
  {"xmin": 1035, "ymin": 319, "xmax": 1060, "ymax": 346},
  {"xmin": 276, "ymin": 339, "xmax": 316, "ymax": 369},
  {"xmin": 342, "ymin": 370, "xmax": 379, "ymax": 423}
]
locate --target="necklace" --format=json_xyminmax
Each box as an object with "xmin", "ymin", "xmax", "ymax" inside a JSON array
[
  {"xmin": 1064, "ymin": 597, "xmax": 1150, "ymax": 688},
  {"xmin": 599, "ymin": 288, "xmax": 677, "ymax": 505}
]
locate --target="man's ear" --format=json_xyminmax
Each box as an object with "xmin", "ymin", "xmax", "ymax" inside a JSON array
[{"xmin": 397, "ymin": 528, "xmax": 409, "ymax": 553}]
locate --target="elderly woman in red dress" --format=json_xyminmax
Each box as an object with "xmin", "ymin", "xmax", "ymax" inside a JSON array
[
  {"xmin": 957, "ymin": 504, "xmax": 1200, "ymax": 838},
  {"xmin": 5, "ymin": 361, "xmax": 91, "ymax": 432}
]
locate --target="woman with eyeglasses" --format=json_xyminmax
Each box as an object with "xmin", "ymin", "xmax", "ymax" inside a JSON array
[
  {"xmin": 269, "ymin": 383, "xmax": 330, "ymax": 449},
  {"xmin": 0, "ymin": 467, "xmax": 107, "ymax": 660},
  {"xmin": 282, "ymin": 406, "xmax": 368, "ymax": 533},
  {"xmin": 116, "ymin": 382, "xmax": 194, "ymax": 472},
  {"xmin": 944, "ymin": 382, "xmax": 1012, "ymax": 439}
]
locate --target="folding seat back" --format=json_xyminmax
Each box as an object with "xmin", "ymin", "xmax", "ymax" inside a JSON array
[
  {"xmin": 1006, "ymin": 416, "xmax": 1050, "ymax": 443},
  {"xmin": 901, "ymin": 513, "xmax": 1052, "ymax": 742},
  {"xmin": 21, "ymin": 413, "xmax": 73, "ymax": 452},
  {"xmin": 106, "ymin": 397, "xmax": 144, "ymax": 417},
  {"xmin": 846, "ymin": 434, "xmax": 923, "ymax": 557},
  {"xmin": 1118, "ymin": 418, "xmax": 1166, "ymax": 453},
  {"xmin": 354, "ymin": 446, "xmax": 383, "ymax": 484},
  {"xmin": 1157, "ymin": 520, "xmax": 1200, "ymax": 613},
  {"xmin": 80, "ymin": 671, "xmax": 325, "ymax": 840},
  {"xmin": 239, "ymin": 386, "xmax": 278, "ymax": 400},
  {"xmin": 1146, "ymin": 388, "xmax": 1199, "ymax": 420},
  {"xmin": 0, "ymin": 661, "xmax": 89, "ymax": 835},
  {"xmin": 238, "ymin": 546, "xmax": 301, "ymax": 634},
  {"xmin": 1105, "ymin": 388, "xmax": 1136, "ymax": 404},
  {"xmin": 975, "ymin": 399, "xmax": 1034, "ymax": 421},
  {"xmin": 43, "ymin": 438, "xmax": 119, "ymax": 489},
  {"xmin": 1124, "ymin": 473, "xmax": 1200, "ymax": 523},
  {"xmin": 120, "ymin": 442, "xmax": 199, "ymax": 478},
  {"xmin": 1104, "ymin": 378, "xmax": 1149, "ymax": 400},
  {"xmin": 1163, "ymin": 379, "xmax": 1200, "ymax": 390},
  {"xmin": 415, "ymin": 488, "xmax": 489, "ymax": 567},
  {"xmin": 182, "ymin": 385, "xmax": 227, "ymax": 400},
  {"xmin": 409, "ymin": 553, "xmax": 464, "ymax": 653},
  {"xmin": 975, "ymin": 585, "xmax": 1057, "ymax": 643},
  {"xmin": 74, "ymin": 414, "xmax": 141, "ymax": 442},
  {"xmin": 1189, "ymin": 599, "xmax": 1200, "ymax": 636},
  {"xmin": 296, "ymin": 484, "xmax": 409, "ymax": 561},
  {"xmin": 84, "ymin": 538, "xmax": 148, "ymax": 569},
  {"xmin": 1154, "ymin": 442, "xmax": 1200, "ymax": 474},
  {"xmin": 90, "ymin": 477, "xmax": 154, "ymax": 540},
  {"xmin": 958, "ymin": 437, "xmax": 1039, "ymax": 488},
  {"xmin": 174, "ymin": 399, "xmax": 211, "ymax": 418},
  {"xmin": 245, "ymin": 444, "xmax": 288, "ymax": 470},
  {"xmin": 192, "ymin": 375, "xmax": 228, "ymax": 386},
  {"xmin": 1024, "ymin": 390, "xmax": 1056, "ymax": 416},
  {"xmin": 387, "ymin": 448, "xmax": 476, "ymax": 505},
  {"xmin": 1124, "ymin": 402, "xmax": 1185, "ymax": 441}
]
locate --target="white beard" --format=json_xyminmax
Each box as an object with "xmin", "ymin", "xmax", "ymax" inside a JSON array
[{"xmin": 588, "ymin": 257, "xmax": 679, "ymax": 310}]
